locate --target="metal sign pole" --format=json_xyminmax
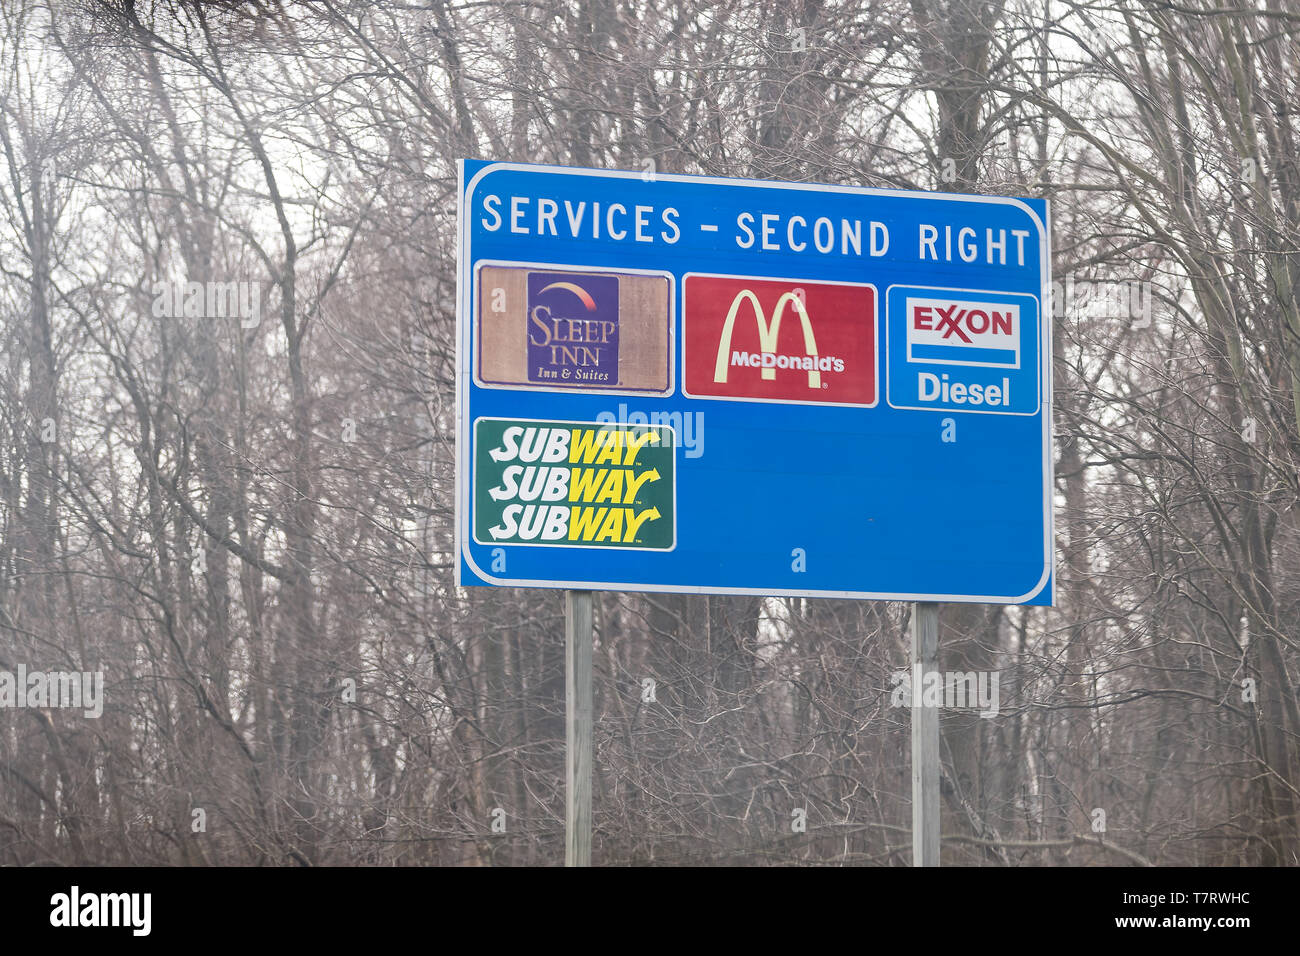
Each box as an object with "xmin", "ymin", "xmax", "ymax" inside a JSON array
[
  {"xmin": 565, "ymin": 589, "xmax": 593, "ymax": 866},
  {"xmin": 911, "ymin": 601, "xmax": 940, "ymax": 866}
]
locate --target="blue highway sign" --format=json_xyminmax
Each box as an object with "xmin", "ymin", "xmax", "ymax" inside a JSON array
[{"xmin": 456, "ymin": 160, "xmax": 1053, "ymax": 604}]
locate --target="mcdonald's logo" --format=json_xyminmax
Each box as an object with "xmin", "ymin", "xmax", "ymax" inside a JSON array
[
  {"xmin": 683, "ymin": 273, "xmax": 877, "ymax": 407},
  {"xmin": 712, "ymin": 289, "xmax": 825, "ymax": 388}
]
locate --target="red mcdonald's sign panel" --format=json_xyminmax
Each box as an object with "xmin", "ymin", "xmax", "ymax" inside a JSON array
[{"xmin": 682, "ymin": 274, "xmax": 878, "ymax": 406}]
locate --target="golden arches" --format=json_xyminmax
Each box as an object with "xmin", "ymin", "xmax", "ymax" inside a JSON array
[{"xmin": 712, "ymin": 289, "xmax": 821, "ymax": 388}]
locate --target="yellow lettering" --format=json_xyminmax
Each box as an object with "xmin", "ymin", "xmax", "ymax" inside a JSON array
[
  {"xmin": 595, "ymin": 469, "xmax": 624, "ymax": 503},
  {"xmin": 622, "ymin": 468, "xmax": 660, "ymax": 503},
  {"xmin": 569, "ymin": 428, "xmax": 606, "ymax": 464},
  {"xmin": 568, "ymin": 468, "xmax": 606, "ymax": 502},
  {"xmin": 595, "ymin": 508, "xmax": 624, "ymax": 542},
  {"xmin": 622, "ymin": 430, "xmax": 661, "ymax": 466},
  {"xmin": 594, "ymin": 430, "xmax": 624, "ymax": 465},
  {"xmin": 568, "ymin": 507, "xmax": 607, "ymax": 540},
  {"xmin": 622, "ymin": 506, "xmax": 660, "ymax": 542}
]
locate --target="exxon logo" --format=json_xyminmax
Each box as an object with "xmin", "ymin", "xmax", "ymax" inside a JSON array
[{"xmin": 906, "ymin": 296, "xmax": 1020, "ymax": 369}]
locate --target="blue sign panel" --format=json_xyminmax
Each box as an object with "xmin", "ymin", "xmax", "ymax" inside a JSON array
[{"xmin": 457, "ymin": 160, "xmax": 1053, "ymax": 605}]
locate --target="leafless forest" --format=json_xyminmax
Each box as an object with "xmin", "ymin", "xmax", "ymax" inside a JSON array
[{"xmin": 0, "ymin": 0, "xmax": 1297, "ymax": 866}]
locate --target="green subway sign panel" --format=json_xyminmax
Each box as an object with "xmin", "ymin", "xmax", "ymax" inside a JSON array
[{"xmin": 473, "ymin": 418, "xmax": 676, "ymax": 550}]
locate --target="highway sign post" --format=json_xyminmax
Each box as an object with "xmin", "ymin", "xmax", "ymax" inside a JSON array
[{"xmin": 455, "ymin": 159, "xmax": 1052, "ymax": 865}]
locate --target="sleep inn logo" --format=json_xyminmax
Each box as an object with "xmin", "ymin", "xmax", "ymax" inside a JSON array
[{"xmin": 527, "ymin": 272, "xmax": 619, "ymax": 385}]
